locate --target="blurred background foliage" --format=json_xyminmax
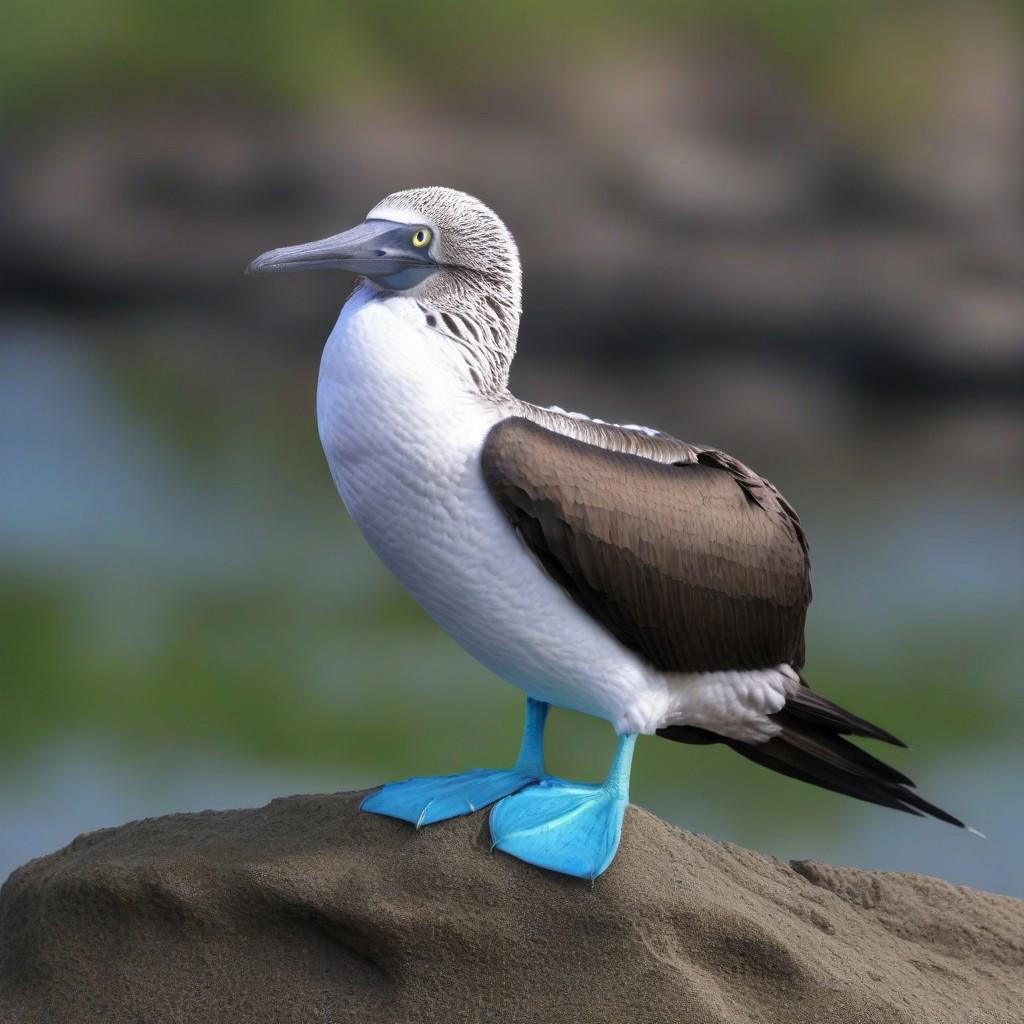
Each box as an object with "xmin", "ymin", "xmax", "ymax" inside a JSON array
[
  {"xmin": 1, "ymin": 1, "xmax": 1022, "ymax": 895},
  {"xmin": 0, "ymin": 3, "xmax": 965, "ymax": 114}
]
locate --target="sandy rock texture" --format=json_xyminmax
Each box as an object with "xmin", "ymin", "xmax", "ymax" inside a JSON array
[{"xmin": 0, "ymin": 791, "xmax": 1020, "ymax": 1024}]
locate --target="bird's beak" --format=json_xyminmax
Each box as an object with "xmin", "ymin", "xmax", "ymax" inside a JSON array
[{"xmin": 246, "ymin": 219, "xmax": 435, "ymax": 277}]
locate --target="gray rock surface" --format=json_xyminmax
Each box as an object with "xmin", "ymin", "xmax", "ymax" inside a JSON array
[{"xmin": 0, "ymin": 791, "xmax": 1021, "ymax": 1023}]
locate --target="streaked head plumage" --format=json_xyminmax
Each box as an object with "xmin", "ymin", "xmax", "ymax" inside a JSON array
[
  {"xmin": 366, "ymin": 187, "xmax": 521, "ymax": 306},
  {"xmin": 249, "ymin": 186, "xmax": 522, "ymax": 392}
]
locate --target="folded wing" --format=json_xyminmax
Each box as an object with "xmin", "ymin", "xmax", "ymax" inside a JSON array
[{"xmin": 480, "ymin": 416, "xmax": 811, "ymax": 675}]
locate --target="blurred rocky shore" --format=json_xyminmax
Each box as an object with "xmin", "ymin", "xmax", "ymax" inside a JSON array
[
  {"xmin": 4, "ymin": 33, "xmax": 1023, "ymax": 473},
  {"xmin": 7, "ymin": 42, "xmax": 1024, "ymax": 371}
]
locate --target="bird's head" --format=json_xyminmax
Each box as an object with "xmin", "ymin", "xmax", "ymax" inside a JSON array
[{"xmin": 248, "ymin": 187, "xmax": 522, "ymax": 389}]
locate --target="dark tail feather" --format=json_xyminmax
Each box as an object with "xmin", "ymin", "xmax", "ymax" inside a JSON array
[
  {"xmin": 785, "ymin": 681, "xmax": 907, "ymax": 747},
  {"xmin": 658, "ymin": 704, "xmax": 965, "ymax": 830}
]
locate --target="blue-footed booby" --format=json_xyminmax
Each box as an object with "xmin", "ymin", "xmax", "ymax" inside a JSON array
[{"xmin": 248, "ymin": 186, "xmax": 966, "ymax": 879}]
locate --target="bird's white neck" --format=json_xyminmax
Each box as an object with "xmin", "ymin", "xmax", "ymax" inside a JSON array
[{"xmin": 316, "ymin": 287, "xmax": 507, "ymax": 499}]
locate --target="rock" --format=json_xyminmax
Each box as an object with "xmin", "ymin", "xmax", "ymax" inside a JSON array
[{"xmin": 0, "ymin": 792, "xmax": 1020, "ymax": 1023}]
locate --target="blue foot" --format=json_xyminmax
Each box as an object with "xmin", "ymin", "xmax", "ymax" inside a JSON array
[
  {"xmin": 489, "ymin": 733, "xmax": 638, "ymax": 879},
  {"xmin": 361, "ymin": 768, "xmax": 541, "ymax": 828},
  {"xmin": 489, "ymin": 779, "xmax": 627, "ymax": 878},
  {"xmin": 362, "ymin": 697, "xmax": 551, "ymax": 828}
]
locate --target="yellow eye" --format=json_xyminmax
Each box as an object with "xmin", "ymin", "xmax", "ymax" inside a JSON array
[{"xmin": 411, "ymin": 228, "xmax": 432, "ymax": 248}]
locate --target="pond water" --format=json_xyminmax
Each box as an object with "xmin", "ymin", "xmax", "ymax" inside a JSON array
[{"xmin": 1, "ymin": 324, "xmax": 1021, "ymax": 895}]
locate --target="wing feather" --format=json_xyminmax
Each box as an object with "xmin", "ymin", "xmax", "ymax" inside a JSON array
[{"xmin": 481, "ymin": 416, "xmax": 811, "ymax": 675}]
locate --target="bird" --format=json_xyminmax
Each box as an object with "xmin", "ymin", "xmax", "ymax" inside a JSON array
[{"xmin": 247, "ymin": 186, "xmax": 966, "ymax": 880}]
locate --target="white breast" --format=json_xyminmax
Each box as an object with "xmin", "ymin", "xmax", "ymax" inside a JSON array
[{"xmin": 314, "ymin": 287, "xmax": 669, "ymax": 734}]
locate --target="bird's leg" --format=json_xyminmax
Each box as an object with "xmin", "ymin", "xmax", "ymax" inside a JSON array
[
  {"xmin": 360, "ymin": 697, "xmax": 550, "ymax": 828},
  {"xmin": 489, "ymin": 731, "xmax": 638, "ymax": 880},
  {"xmin": 512, "ymin": 695, "xmax": 549, "ymax": 774}
]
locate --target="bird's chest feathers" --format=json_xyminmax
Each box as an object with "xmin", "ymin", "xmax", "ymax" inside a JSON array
[{"xmin": 316, "ymin": 296, "xmax": 496, "ymax": 547}]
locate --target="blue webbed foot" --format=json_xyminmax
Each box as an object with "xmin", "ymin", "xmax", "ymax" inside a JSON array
[
  {"xmin": 489, "ymin": 733, "xmax": 638, "ymax": 879},
  {"xmin": 362, "ymin": 697, "xmax": 553, "ymax": 828},
  {"xmin": 488, "ymin": 778, "xmax": 629, "ymax": 879},
  {"xmin": 361, "ymin": 768, "xmax": 540, "ymax": 828}
]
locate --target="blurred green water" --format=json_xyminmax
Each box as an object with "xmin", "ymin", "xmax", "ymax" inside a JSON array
[{"xmin": 1, "ymin": 326, "xmax": 1021, "ymax": 894}]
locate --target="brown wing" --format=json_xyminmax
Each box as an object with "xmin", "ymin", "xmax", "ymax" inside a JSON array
[{"xmin": 481, "ymin": 416, "xmax": 811, "ymax": 674}]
